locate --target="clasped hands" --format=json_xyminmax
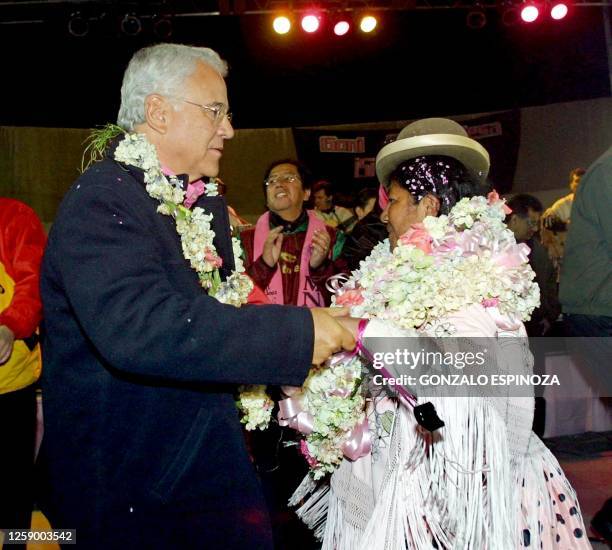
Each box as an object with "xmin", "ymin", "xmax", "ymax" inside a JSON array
[
  {"xmin": 280, "ymin": 309, "xmax": 360, "ymax": 397},
  {"xmin": 310, "ymin": 307, "xmax": 362, "ymax": 366},
  {"xmin": 262, "ymin": 227, "xmax": 331, "ymax": 270}
]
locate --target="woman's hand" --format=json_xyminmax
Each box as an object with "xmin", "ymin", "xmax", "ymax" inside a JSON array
[
  {"xmin": 262, "ymin": 226, "xmax": 284, "ymax": 268},
  {"xmin": 309, "ymin": 229, "xmax": 331, "ymax": 269}
]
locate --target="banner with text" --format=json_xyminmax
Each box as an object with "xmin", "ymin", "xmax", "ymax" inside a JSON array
[{"xmin": 293, "ymin": 111, "xmax": 521, "ymax": 197}]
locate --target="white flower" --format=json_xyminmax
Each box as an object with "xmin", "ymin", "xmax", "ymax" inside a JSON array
[
  {"xmin": 204, "ymin": 181, "xmax": 219, "ymax": 196},
  {"xmin": 237, "ymin": 385, "xmax": 274, "ymax": 431},
  {"xmin": 423, "ymin": 214, "xmax": 449, "ymax": 240}
]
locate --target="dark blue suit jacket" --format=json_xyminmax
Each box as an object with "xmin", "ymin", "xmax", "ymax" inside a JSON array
[{"xmin": 39, "ymin": 157, "xmax": 313, "ymax": 549}]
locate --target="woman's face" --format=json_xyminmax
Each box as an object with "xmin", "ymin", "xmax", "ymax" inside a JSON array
[{"xmin": 381, "ymin": 180, "xmax": 432, "ymax": 249}]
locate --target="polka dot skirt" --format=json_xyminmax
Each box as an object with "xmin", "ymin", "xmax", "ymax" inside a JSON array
[{"xmin": 519, "ymin": 466, "xmax": 591, "ymax": 548}]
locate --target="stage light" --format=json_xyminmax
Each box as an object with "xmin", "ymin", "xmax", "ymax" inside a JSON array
[
  {"xmin": 466, "ymin": 8, "xmax": 487, "ymax": 29},
  {"xmin": 333, "ymin": 18, "xmax": 351, "ymax": 36},
  {"xmin": 359, "ymin": 15, "xmax": 378, "ymax": 33},
  {"xmin": 550, "ymin": 2, "xmax": 569, "ymax": 19},
  {"xmin": 520, "ymin": 3, "xmax": 540, "ymax": 22},
  {"xmin": 301, "ymin": 13, "xmax": 321, "ymax": 33},
  {"xmin": 273, "ymin": 15, "xmax": 292, "ymax": 34},
  {"xmin": 120, "ymin": 13, "xmax": 142, "ymax": 36},
  {"xmin": 501, "ymin": 5, "xmax": 520, "ymax": 26},
  {"xmin": 153, "ymin": 15, "xmax": 173, "ymax": 40},
  {"xmin": 68, "ymin": 12, "xmax": 89, "ymax": 37}
]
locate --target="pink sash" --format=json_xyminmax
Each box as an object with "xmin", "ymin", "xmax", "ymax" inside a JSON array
[{"xmin": 253, "ymin": 210, "xmax": 327, "ymax": 307}]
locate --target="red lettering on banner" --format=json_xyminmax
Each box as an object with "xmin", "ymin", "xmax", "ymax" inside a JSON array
[
  {"xmin": 464, "ymin": 122, "xmax": 502, "ymax": 139},
  {"xmin": 319, "ymin": 136, "xmax": 366, "ymax": 153},
  {"xmin": 354, "ymin": 157, "xmax": 376, "ymax": 178}
]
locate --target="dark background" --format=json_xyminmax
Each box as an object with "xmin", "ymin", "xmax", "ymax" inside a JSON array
[{"xmin": 0, "ymin": 5, "xmax": 610, "ymax": 129}]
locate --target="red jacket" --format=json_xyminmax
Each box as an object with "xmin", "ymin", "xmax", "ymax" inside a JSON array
[{"xmin": 0, "ymin": 198, "xmax": 46, "ymax": 393}]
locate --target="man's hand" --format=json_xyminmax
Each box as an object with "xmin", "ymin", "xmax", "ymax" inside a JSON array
[
  {"xmin": 310, "ymin": 307, "xmax": 355, "ymax": 365},
  {"xmin": 309, "ymin": 229, "xmax": 331, "ymax": 269},
  {"xmin": 335, "ymin": 316, "xmax": 363, "ymax": 340},
  {"xmin": 541, "ymin": 212, "xmax": 566, "ymax": 231},
  {"xmin": 0, "ymin": 325, "xmax": 15, "ymax": 365},
  {"xmin": 262, "ymin": 226, "xmax": 284, "ymax": 268}
]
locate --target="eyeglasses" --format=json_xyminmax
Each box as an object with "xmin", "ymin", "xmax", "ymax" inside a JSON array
[
  {"xmin": 177, "ymin": 98, "xmax": 233, "ymax": 125},
  {"xmin": 264, "ymin": 174, "xmax": 302, "ymax": 187}
]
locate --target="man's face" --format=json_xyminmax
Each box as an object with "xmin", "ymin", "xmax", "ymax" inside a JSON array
[
  {"xmin": 314, "ymin": 189, "xmax": 332, "ymax": 210},
  {"xmin": 509, "ymin": 208, "xmax": 540, "ymax": 242},
  {"xmin": 265, "ymin": 163, "xmax": 310, "ymax": 215},
  {"xmin": 162, "ymin": 62, "xmax": 234, "ymax": 182}
]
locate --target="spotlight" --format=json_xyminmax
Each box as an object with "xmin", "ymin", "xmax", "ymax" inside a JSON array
[
  {"xmin": 359, "ymin": 15, "xmax": 378, "ymax": 33},
  {"xmin": 501, "ymin": 6, "xmax": 520, "ymax": 26},
  {"xmin": 301, "ymin": 13, "xmax": 321, "ymax": 33},
  {"xmin": 68, "ymin": 12, "xmax": 89, "ymax": 37},
  {"xmin": 466, "ymin": 8, "xmax": 487, "ymax": 29},
  {"xmin": 153, "ymin": 15, "xmax": 173, "ymax": 39},
  {"xmin": 550, "ymin": 2, "xmax": 569, "ymax": 19},
  {"xmin": 273, "ymin": 15, "xmax": 292, "ymax": 34},
  {"xmin": 520, "ymin": 3, "xmax": 540, "ymax": 22},
  {"xmin": 120, "ymin": 13, "xmax": 142, "ymax": 36},
  {"xmin": 333, "ymin": 17, "xmax": 351, "ymax": 36}
]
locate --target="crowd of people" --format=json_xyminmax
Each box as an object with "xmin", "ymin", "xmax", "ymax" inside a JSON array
[{"xmin": 0, "ymin": 42, "xmax": 610, "ymax": 549}]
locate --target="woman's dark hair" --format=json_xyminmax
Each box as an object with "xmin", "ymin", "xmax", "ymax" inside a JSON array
[
  {"xmin": 389, "ymin": 155, "xmax": 489, "ymax": 215},
  {"xmin": 506, "ymin": 194, "xmax": 543, "ymax": 218},
  {"xmin": 356, "ymin": 187, "xmax": 381, "ymax": 216},
  {"xmin": 312, "ymin": 180, "xmax": 334, "ymax": 196}
]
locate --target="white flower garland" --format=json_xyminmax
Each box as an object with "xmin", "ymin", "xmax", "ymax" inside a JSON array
[
  {"xmin": 235, "ymin": 385, "xmax": 274, "ymax": 431},
  {"xmin": 114, "ymin": 133, "xmax": 273, "ymax": 428},
  {"xmin": 298, "ymin": 355, "xmax": 366, "ymax": 479},
  {"xmin": 114, "ymin": 133, "xmax": 252, "ymax": 306},
  {"xmin": 335, "ymin": 194, "xmax": 540, "ymax": 330}
]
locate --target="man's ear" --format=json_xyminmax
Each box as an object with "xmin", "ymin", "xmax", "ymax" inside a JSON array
[
  {"xmin": 421, "ymin": 194, "xmax": 440, "ymax": 217},
  {"xmin": 143, "ymin": 94, "xmax": 170, "ymax": 134},
  {"xmin": 303, "ymin": 188, "xmax": 311, "ymax": 202}
]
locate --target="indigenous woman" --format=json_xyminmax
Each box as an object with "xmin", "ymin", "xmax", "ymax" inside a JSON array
[{"xmin": 291, "ymin": 119, "xmax": 590, "ymax": 550}]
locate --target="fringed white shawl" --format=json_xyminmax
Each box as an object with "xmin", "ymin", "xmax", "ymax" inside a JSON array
[{"xmin": 291, "ymin": 307, "xmax": 580, "ymax": 549}]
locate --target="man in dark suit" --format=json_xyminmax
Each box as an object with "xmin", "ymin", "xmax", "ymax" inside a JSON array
[{"xmin": 39, "ymin": 43, "xmax": 353, "ymax": 549}]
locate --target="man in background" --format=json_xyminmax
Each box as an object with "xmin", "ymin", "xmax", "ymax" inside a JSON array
[
  {"xmin": 506, "ymin": 193, "xmax": 560, "ymax": 336},
  {"xmin": 241, "ymin": 160, "xmax": 344, "ymax": 307},
  {"xmin": 541, "ymin": 167, "xmax": 586, "ymax": 278},
  {"xmin": 312, "ymin": 179, "xmax": 357, "ymax": 233},
  {"xmin": 560, "ymin": 149, "xmax": 612, "ymax": 545},
  {"xmin": 342, "ymin": 186, "xmax": 387, "ymax": 272}
]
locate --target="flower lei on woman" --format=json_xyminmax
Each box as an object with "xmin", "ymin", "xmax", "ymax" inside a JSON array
[
  {"xmin": 107, "ymin": 131, "xmax": 275, "ymax": 428},
  {"xmin": 335, "ymin": 192, "xmax": 540, "ymax": 330},
  {"xmin": 270, "ymin": 193, "xmax": 540, "ymax": 478}
]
